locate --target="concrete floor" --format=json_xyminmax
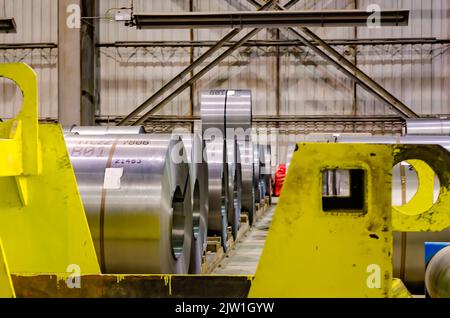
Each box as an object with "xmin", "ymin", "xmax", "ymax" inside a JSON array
[{"xmin": 213, "ymin": 201, "xmax": 275, "ymax": 275}]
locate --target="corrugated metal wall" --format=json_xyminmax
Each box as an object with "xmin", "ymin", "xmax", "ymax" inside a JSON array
[
  {"xmin": 97, "ymin": 0, "xmax": 449, "ymax": 118},
  {"xmin": 0, "ymin": 0, "xmax": 58, "ymax": 119}
]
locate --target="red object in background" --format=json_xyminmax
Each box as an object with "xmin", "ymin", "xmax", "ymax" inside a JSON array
[{"xmin": 273, "ymin": 164, "xmax": 286, "ymax": 197}]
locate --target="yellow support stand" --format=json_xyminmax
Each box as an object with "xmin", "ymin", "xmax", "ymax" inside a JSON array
[
  {"xmin": 0, "ymin": 238, "xmax": 15, "ymax": 298},
  {"xmin": 0, "ymin": 63, "xmax": 100, "ymax": 276},
  {"xmin": 249, "ymin": 143, "xmax": 450, "ymax": 298}
]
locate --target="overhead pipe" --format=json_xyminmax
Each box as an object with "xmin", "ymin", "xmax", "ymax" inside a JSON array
[{"xmin": 131, "ymin": 10, "xmax": 409, "ymax": 29}]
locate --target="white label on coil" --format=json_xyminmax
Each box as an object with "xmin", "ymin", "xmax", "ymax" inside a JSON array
[{"xmin": 103, "ymin": 168, "xmax": 123, "ymax": 189}]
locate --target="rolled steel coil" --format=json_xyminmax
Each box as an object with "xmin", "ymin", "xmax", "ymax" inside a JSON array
[
  {"xmin": 425, "ymin": 246, "xmax": 450, "ymax": 298},
  {"xmin": 240, "ymin": 141, "xmax": 256, "ymax": 225},
  {"xmin": 66, "ymin": 125, "xmax": 145, "ymax": 135},
  {"xmin": 227, "ymin": 138, "xmax": 242, "ymax": 240},
  {"xmin": 406, "ymin": 119, "xmax": 450, "ymax": 136},
  {"xmin": 177, "ymin": 133, "xmax": 209, "ymax": 274},
  {"xmin": 65, "ymin": 134, "xmax": 192, "ymax": 274},
  {"xmin": 201, "ymin": 89, "xmax": 255, "ymax": 226},
  {"xmin": 204, "ymin": 138, "xmax": 230, "ymax": 251},
  {"xmin": 200, "ymin": 90, "xmax": 227, "ymax": 137},
  {"xmin": 223, "ymin": 89, "xmax": 252, "ymax": 133},
  {"xmin": 225, "ymin": 90, "xmax": 254, "ymax": 228}
]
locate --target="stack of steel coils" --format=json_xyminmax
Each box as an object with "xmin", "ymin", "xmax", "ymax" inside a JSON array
[
  {"xmin": 65, "ymin": 133, "xmax": 193, "ymax": 274},
  {"xmin": 223, "ymin": 90, "xmax": 255, "ymax": 224},
  {"xmin": 201, "ymin": 89, "xmax": 252, "ymax": 250}
]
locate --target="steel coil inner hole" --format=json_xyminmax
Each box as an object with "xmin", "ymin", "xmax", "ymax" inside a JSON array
[
  {"xmin": 171, "ymin": 186, "xmax": 185, "ymax": 259},
  {"xmin": 192, "ymin": 180, "xmax": 200, "ymax": 240}
]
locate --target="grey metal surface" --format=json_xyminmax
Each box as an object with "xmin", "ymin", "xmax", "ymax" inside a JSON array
[
  {"xmin": 178, "ymin": 133, "xmax": 209, "ymax": 274},
  {"xmin": 68, "ymin": 125, "xmax": 145, "ymax": 135},
  {"xmin": 240, "ymin": 141, "xmax": 256, "ymax": 225},
  {"xmin": 200, "ymin": 90, "xmax": 227, "ymax": 138},
  {"xmin": 65, "ymin": 134, "xmax": 192, "ymax": 274},
  {"xmin": 225, "ymin": 89, "xmax": 254, "ymax": 226},
  {"xmin": 201, "ymin": 89, "xmax": 254, "ymax": 239},
  {"xmin": 204, "ymin": 138, "xmax": 229, "ymax": 251},
  {"xmin": 227, "ymin": 139, "xmax": 242, "ymax": 240},
  {"xmin": 406, "ymin": 119, "xmax": 450, "ymax": 136},
  {"xmin": 426, "ymin": 246, "xmax": 450, "ymax": 298}
]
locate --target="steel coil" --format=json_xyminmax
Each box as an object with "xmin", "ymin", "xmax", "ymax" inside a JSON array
[
  {"xmin": 67, "ymin": 125, "xmax": 145, "ymax": 135},
  {"xmin": 253, "ymin": 144, "xmax": 261, "ymax": 204},
  {"xmin": 65, "ymin": 134, "xmax": 192, "ymax": 274},
  {"xmin": 225, "ymin": 89, "xmax": 253, "ymax": 227},
  {"xmin": 425, "ymin": 246, "xmax": 450, "ymax": 298},
  {"xmin": 200, "ymin": 90, "xmax": 227, "ymax": 137},
  {"xmin": 240, "ymin": 141, "xmax": 256, "ymax": 225},
  {"xmin": 406, "ymin": 119, "xmax": 450, "ymax": 136},
  {"xmin": 204, "ymin": 138, "xmax": 229, "ymax": 251},
  {"xmin": 177, "ymin": 133, "xmax": 209, "ymax": 274},
  {"xmin": 201, "ymin": 89, "xmax": 254, "ymax": 227},
  {"xmin": 227, "ymin": 138, "xmax": 242, "ymax": 240}
]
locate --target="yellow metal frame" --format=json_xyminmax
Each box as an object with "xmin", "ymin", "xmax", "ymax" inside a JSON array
[
  {"xmin": 392, "ymin": 144, "xmax": 450, "ymax": 232},
  {"xmin": 250, "ymin": 143, "xmax": 394, "ymax": 297},
  {"xmin": 250, "ymin": 143, "xmax": 450, "ymax": 298},
  {"xmin": 0, "ymin": 239, "xmax": 15, "ymax": 298},
  {"xmin": 0, "ymin": 63, "xmax": 100, "ymax": 279}
]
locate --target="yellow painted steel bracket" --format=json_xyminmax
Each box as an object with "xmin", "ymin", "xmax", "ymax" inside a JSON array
[
  {"xmin": 392, "ymin": 144, "xmax": 450, "ymax": 232},
  {"xmin": 0, "ymin": 238, "xmax": 15, "ymax": 298},
  {"xmin": 0, "ymin": 63, "xmax": 100, "ymax": 279},
  {"xmin": 249, "ymin": 142, "xmax": 450, "ymax": 298},
  {"xmin": 393, "ymin": 159, "xmax": 435, "ymax": 217},
  {"xmin": 250, "ymin": 143, "xmax": 394, "ymax": 297}
]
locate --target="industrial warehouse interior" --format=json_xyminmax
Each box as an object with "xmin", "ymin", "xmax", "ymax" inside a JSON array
[{"xmin": 0, "ymin": 0, "xmax": 450, "ymax": 305}]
